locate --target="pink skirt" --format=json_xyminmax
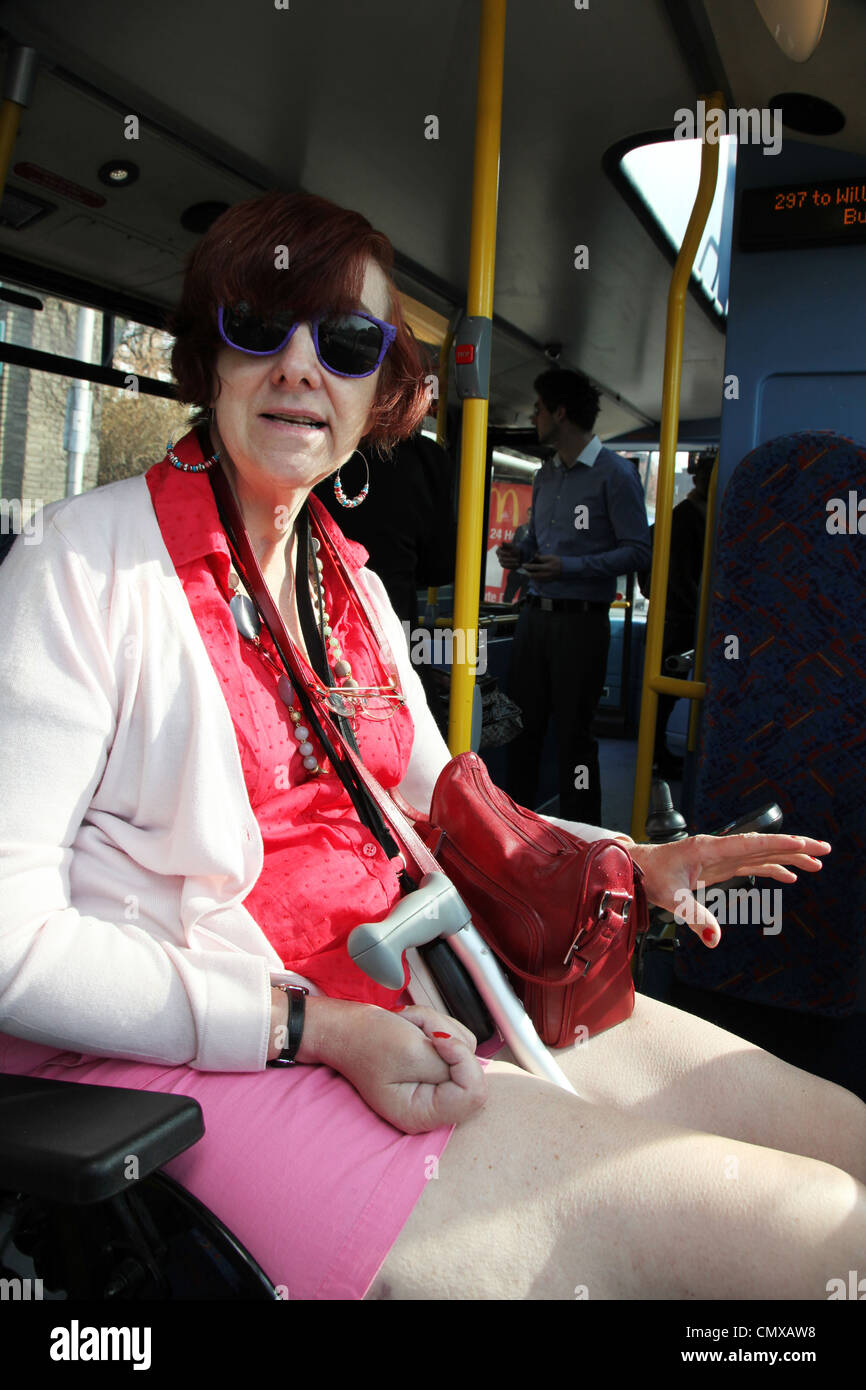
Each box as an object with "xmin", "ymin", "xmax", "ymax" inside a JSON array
[{"xmin": 0, "ymin": 1025, "xmax": 502, "ymax": 1300}]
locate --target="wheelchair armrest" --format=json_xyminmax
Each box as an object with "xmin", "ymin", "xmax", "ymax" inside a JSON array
[{"xmin": 0, "ymin": 1073, "xmax": 203, "ymax": 1206}]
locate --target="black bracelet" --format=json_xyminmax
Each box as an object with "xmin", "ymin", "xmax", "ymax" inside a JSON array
[{"xmin": 267, "ymin": 985, "xmax": 308, "ymax": 1067}]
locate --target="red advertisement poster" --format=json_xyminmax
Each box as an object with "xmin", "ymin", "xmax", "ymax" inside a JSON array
[{"xmin": 484, "ymin": 480, "xmax": 533, "ymax": 603}]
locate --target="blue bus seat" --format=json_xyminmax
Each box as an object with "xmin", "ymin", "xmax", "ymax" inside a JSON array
[{"xmin": 678, "ymin": 430, "xmax": 866, "ymax": 1016}]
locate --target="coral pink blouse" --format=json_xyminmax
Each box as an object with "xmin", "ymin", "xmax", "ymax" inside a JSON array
[{"xmin": 146, "ymin": 437, "xmax": 415, "ymax": 1009}]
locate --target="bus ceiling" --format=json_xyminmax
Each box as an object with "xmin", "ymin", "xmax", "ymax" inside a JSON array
[{"xmin": 0, "ymin": 1, "xmax": 863, "ymax": 433}]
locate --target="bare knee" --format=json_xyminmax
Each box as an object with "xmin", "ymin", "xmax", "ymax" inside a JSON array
[
  {"xmin": 366, "ymin": 1071, "xmax": 866, "ymax": 1301},
  {"xmin": 366, "ymin": 1069, "xmax": 595, "ymax": 1300},
  {"xmin": 792, "ymin": 1072, "xmax": 866, "ymax": 1186}
]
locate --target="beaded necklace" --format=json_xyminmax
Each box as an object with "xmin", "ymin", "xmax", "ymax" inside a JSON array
[{"xmin": 226, "ymin": 522, "xmax": 404, "ymax": 782}]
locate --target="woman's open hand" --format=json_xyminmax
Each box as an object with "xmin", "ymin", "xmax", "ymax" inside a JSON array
[
  {"xmin": 301, "ymin": 998, "xmax": 487, "ymax": 1136},
  {"xmin": 629, "ymin": 833, "xmax": 831, "ymax": 946}
]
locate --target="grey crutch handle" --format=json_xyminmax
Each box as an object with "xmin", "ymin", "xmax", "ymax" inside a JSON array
[{"xmin": 347, "ymin": 872, "xmax": 472, "ymax": 989}]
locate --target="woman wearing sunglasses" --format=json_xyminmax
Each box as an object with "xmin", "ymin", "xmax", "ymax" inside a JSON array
[{"xmin": 0, "ymin": 191, "xmax": 863, "ymax": 1303}]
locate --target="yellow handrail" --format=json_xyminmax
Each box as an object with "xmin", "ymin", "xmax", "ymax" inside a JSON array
[
  {"xmin": 630, "ymin": 93, "xmax": 722, "ymax": 840},
  {"xmin": 447, "ymin": 0, "xmax": 507, "ymax": 752}
]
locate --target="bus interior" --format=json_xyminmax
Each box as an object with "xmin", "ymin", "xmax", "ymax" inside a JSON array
[{"xmin": 0, "ymin": 0, "xmax": 864, "ymax": 1304}]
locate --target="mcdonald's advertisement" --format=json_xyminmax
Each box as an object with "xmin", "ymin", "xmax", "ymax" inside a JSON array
[{"xmin": 484, "ymin": 480, "xmax": 533, "ymax": 603}]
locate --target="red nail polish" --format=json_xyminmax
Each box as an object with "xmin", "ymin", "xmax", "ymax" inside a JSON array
[
  {"xmin": 702, "ymin": 928, "xmax": 716, "ymax": 944},
  {"xmin": 432, "ymin": 1031, "xmax": 451, "ymax": 1039}
]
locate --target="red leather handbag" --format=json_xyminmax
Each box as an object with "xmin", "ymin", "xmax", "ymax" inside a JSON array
[{"xmin": 414, "ymin": 752, "xmax": 648, "ymax": 1047}]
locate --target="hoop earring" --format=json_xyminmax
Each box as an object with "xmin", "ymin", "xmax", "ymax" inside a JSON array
[
  {"xmin": 166, "ymin": 418, "xmax": 220, "ymax": 473},
  {"xmin": 333, "ymin": 450, "xmax": 369, "ymax": 508}
]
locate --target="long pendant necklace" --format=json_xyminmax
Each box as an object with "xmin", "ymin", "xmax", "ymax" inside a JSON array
[{"xmin": 227, "ymin": 535, "xmax": 356, "ymax": 780}]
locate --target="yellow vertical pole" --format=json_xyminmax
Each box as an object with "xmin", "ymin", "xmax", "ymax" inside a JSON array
[
  {"xmin": 630, "ymin": 94, "xmax": 722, "ymax": 840},
  {"xmin": 447, "ymin": 0, "xmax": 506, "ymax": 753},
  {"xmin": 0, "ymin": 48, "xmax": 37, "ymax": 201}
]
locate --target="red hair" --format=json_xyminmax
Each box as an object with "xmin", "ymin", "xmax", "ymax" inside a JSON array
[{"xmin": 170, "ymin": 192, "xmax": 431, "ymax": 448}]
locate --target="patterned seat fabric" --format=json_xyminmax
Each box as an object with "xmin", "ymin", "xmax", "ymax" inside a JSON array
[{"xmin": 676, "ymin": 431, "xmax": 866, "ymax": 1016}]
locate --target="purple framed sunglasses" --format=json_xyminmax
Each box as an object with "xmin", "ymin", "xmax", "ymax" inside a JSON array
[{"xmin": 218, "ymin": 303, "xmax": 397, "ymax": 378}]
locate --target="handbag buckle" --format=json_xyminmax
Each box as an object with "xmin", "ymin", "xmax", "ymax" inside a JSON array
[
  {"xmin": 564, "ymin": 891, "xmax": 609, "ymax": 965},
  {"xmin": 563, "ymin": 891, "xmax": 630, "ymax": 967}
]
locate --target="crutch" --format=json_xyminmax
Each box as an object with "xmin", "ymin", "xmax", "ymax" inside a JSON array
[{"xmin": 349, "ymin": 870, "xmax": 578, "ymax": 1095}]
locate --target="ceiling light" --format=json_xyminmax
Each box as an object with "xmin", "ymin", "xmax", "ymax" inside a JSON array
[{"xmin": 97, "ymin": 160, "xmax": 139, "ymax": 188}]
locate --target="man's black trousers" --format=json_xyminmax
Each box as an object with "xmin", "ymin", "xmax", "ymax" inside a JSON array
[{"xmin": 506, "ymin": 603, "xmax": 610, "ymax": 824}]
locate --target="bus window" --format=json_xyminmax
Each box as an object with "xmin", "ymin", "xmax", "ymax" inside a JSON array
[{"xmin": 0, "ymin": 284, "xmax": 187, "ymax": 506}]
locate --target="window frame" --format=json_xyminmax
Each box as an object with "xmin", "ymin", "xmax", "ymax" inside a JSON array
[{"xmin": 603, "ymin": 129, "xmax": 729, "ymax": 336}]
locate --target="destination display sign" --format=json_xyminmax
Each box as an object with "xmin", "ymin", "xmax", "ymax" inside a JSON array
[{"xmin": 739, "ymin": 177, "xmax": 866, "ymax": 251}]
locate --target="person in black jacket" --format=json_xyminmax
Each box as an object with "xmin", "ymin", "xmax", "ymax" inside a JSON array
[{"xmin": 314, "ymin": 430, "xmax": 456, "ymax": 626}]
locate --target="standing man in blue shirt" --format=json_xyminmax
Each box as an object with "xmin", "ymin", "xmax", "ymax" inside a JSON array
[{"xmin": 498, "ymin": 370, "xmax": 651, "ymax": 822}]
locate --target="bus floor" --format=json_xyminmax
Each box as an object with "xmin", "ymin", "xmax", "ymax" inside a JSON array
[{"xmin": 537, "ymin": 736, "xmax": 866, "ymax": 1105}]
